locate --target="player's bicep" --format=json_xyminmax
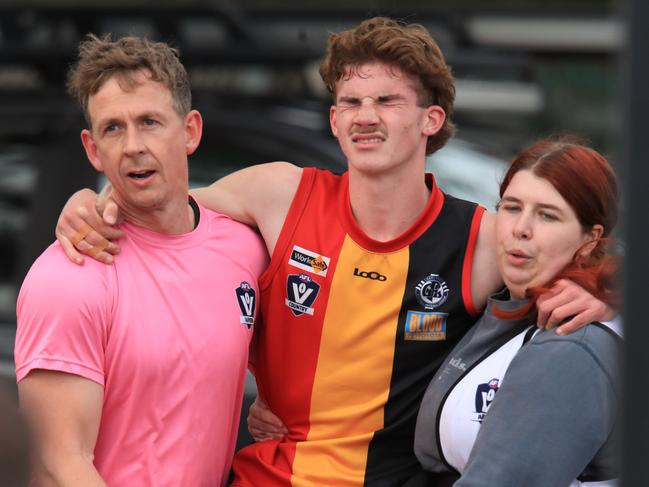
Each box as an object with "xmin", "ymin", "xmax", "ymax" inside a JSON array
[
  {"xmin": 470, "ymin": 211, "xmax": 502, "ymax": 309},
  {"xmin": 19, "ymin": 370, "xmax": 104, "ymax": 466},
  {"xmin": 191, "ymin": 162, "xmax": 302, "ymax": 229}
]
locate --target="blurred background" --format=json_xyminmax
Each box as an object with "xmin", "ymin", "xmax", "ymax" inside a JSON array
[{"xmin": 2, "ymin": 0, "xmax": 642, "ymax": 482}]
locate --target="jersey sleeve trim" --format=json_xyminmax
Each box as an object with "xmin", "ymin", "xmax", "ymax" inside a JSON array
[
  {"xmin": 16, "ymin": 356, "xmax": 105, "ymax": 386},
  {"xmin": 461, "ymin": 205, "xmax": 485, "ymax": 317},
  {"xmin": 259, "ymin": 167, "xmax": 316, "ymax": 290}
]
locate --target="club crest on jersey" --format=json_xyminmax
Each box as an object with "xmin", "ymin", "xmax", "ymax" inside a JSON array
[
  {"xmin": 473, "ymin": 378, "xmax": 500, "ymax": 423},
  {"xmin": 404, "ymin": 310, "xmax": 448, "ymax": 341},
  {"xmin": 235, "ymin": 282, "xmax": 256, "ymax": 328},
  {"xmin": 285, "ymin": 274, "xmax": 320, "ymax": 317},
  {"xmin": 288, "ymin": 245, "xmax": 331, "ymax": 277},
  {"xmin": 415, "ymin": 273, "xmax": 449, "ymax": 310}
]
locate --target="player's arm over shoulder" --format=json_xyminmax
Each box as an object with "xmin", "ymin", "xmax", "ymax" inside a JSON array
[
  {"xmin": 470, "ymin": 211, "xmax": 503, "ymax": 310},
  {"xmin": 191, "ymin": 162, "xmax": 302, "ymax": 228}
]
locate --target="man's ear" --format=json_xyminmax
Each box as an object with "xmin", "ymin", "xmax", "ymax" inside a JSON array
[
  {"xmin": 422, "ymin": 105, "xmax": 446, "ymax": 137},
  {"xmin": 80, "ymin": 129, "xmax": 103, "ymax": 172},
  {"xmin": 329, "ymin": 105, "xmax": 339, "ymax": 138},
  {"xmin": 184, "ymin": 110, "xmax": 203, "ymax": 155}
]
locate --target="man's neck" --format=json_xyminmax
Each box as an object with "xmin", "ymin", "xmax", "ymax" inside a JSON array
[
  {"xmin": 120, "ymin": 198, "xmax": 195, "ymax": 235},
  {"xmin": 348, "ymin": 165, "xmax": 430, "ymax": 242}
]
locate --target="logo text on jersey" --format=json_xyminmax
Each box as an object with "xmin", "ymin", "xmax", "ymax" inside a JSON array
[
  {"xmin": 288, "ymin": 245, "xmax": 331, "ymax": 276},
  {"xmin": 353, "ymin": 268, "xmax": 387, "ymax": 282},
  {"xmin": 473, "ymin": 378, "xmax": 500, "ymax": 423},
  {"xmin": 235, "ymin": 282, "xmax": 256, "ymax": 328},
  {"xmin": 404, "ymin": 310, "xmax": 448, "ymax": 341},
  {"xmin": 286, "ymin": 273, "xmax": 321, "ymax": 317},
  {"xmin": 448, "ymin": 356, "xmax": 467, "ymax": 371},
  {"xmin": 415, "ymin": 273, "xmax": 449, "ymax": 310}
]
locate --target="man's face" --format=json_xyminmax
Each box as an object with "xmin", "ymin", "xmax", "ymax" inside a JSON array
[
  {"xmin": 81, "ymin": 71, "xmax": 200, "ymax": 216},
  {"xmin": 329, "ymin": 62, "xmax": 444, "ymax": 175}
]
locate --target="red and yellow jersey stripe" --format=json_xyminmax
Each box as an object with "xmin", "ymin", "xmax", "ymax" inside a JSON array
[{"xmin": 233, "ymin": 168, "xmax": 483, "ymax": 487}]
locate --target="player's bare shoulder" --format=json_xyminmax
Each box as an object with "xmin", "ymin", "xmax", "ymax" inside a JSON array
[
  {"xmin": 192, "ymin": 162, "xmax": 303, "ymax": 254},
  {"xmin": 244, "ymin": 162, "xmax": 302, "ymax": 254},
  {"xmin": 247, "ymin": 162, "xmax": 303, "ymax": 211},
  {"xmin": 471, "ymin": 211, "xmax": 502, "ymax": 310}
]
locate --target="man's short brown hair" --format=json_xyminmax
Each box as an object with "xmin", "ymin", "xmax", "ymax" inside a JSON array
[
  {"xmin": 67, "ymin": 34, "xmax": 191, "ymax": 126},
  {"xmin": 319, "ymin": 17, "xmax": 456, "ymax": 155}
]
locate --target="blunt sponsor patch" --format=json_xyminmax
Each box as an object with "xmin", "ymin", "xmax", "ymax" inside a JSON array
[
  {"xmin": 288, "ymin": 245, "xmax": 331, "ymax": 276},
  {"xmin": 235, "ymin": 282, "xmax": 256, "ymax": 328},
  {"xmin": 286, "ymin": 273, "xmax": 321, "ymax": 316},
  {"xmin": 404, "ymin": 310, "xmax": 448, "ymax": 341},
  {"xmin": 415, "ymin": 273, "xmax": 449, "ymax": 310}
]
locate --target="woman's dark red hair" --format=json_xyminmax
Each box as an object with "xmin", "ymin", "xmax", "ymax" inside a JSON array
[{"xmin": 494, "ymin": 137, "xmax": 620, "ymax": 318}]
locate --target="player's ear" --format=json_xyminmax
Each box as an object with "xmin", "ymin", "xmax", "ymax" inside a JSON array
[
  {"xmin": 184, "ymin": 110, "xmax": 203, "ymax": 155},
  {"xmin": 81, "ymin": 129, "xmax": 103, "ymax": 172},
  {"xmin": 422, "ymin": 105, "xmax": 445, "ymax": 137},
  {"xmin": 329, "ymin": 105, "xmax": 339, "ymax": 138}
]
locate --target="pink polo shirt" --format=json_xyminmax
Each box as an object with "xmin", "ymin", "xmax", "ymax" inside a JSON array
[{"xmin": 15, "ymin": 203, "xmax": 267, "ymax": 487}]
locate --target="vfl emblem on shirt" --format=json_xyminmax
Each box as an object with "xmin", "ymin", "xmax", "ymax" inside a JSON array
[
  {"xmin": 285, "ymin": 274, "xmax": 320, "ymax": 316},
  {"xmin": 473, "ymin": 378, "xmax": 500, "ymax": 423},
  {"xmin": 415, "ymin": 273, "xmax": 449, "ymax": 310},
  {"xmin": 235, "ymin": 282, "xmax": 256, "ymax": 328},
  {"xmin": 404, "ymin": 310, "xmax": 448, "ymax": 341},
  {"xmin": 288, "ymin": 245, "xmax": 331, "ymax": 277}
]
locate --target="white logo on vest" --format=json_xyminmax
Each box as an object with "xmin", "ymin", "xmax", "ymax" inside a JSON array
[{"xmin": 415, "ymin": 273, "xmax": 450, "ymax": 310}]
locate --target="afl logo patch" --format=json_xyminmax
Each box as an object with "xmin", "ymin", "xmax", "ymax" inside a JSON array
[
  {"xmin": 415, "ymin": 273, "xmax": 449, "ymax": 310},
  {"xmin": 285, "ymin": 274, "xmax": 320, "ymax": 317},
  {"xmin": 235, "ymin": 282, "xmax": 256, "ymax": 328},
  {"xmin": 473, "ymin": 378, "xmax": 500, "ymax": 423}
]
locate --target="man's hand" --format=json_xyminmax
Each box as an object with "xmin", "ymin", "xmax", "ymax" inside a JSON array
[
  {"xmin": 247, "ymin": 397, "xmax": 288, "ymax": 442},
  {"xmin": 56, "ymin": 187, "xmax": 123, "ymax": 265},
  {"xmin": 536, "ymin": 279, "xmax": 616, "ymax": 335}
]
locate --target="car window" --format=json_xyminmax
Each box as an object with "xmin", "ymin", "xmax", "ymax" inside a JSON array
[{"xmin": 427, "ymin": 139, "xmax": 509, "ymax": 211}]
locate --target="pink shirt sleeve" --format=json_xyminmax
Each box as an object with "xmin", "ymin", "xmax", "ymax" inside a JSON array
[{"xmin": 15, "ymin": 243, "xmax": 113, "ymax": 386}]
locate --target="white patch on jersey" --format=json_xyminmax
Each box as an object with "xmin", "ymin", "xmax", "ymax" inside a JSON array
[{"xmin": 288, "ymin": 245, "xmax": 331, "ymax": 277}]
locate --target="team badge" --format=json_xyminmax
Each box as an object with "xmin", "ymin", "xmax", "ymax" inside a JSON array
[
  {"xmin": 285, "ymin": 273, "xmax": 320, "ymax": 316},
  {"xmin": 415, "ymin": 273, "xmax": 450, "ymax": 310},
  {"xmin": 235, "ymin": 282, "xmax": 256, "ymax": 328},
  {"xmin": 404, "ymin": 310, "xmax": 448, "ymax": 341},
  {"xmin": 473, "ymin": 378, "xmax": 500, "ymax": 423},
  {"xmin": 288, "ymin": 245, "xmax": 331, "ymax": 277}
]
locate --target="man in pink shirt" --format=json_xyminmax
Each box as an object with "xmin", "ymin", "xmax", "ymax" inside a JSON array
[{"xmin": 14, "ymin": 35, "xmax": 267, "ymax": 486}]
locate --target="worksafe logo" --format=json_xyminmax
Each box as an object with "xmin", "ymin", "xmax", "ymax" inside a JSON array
[
  {"xmin": 285, "ymin": 274, "xmax": 321, "ymax": 317},
  {"xmin": 235, "ymin": 282, "xmax": 256, "ymax": 328},
  {"xmin": 404, "ymin": 310, "xmax": 448, "ymax": 341},
  {"xmin": 288, "ymin": 245, "xmax": 330, "ymax": 277}
]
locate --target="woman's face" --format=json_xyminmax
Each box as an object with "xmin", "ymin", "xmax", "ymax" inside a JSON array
[{"xmin": 496, "ymin": 170, "xmax": 602, "ymax": 300}]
